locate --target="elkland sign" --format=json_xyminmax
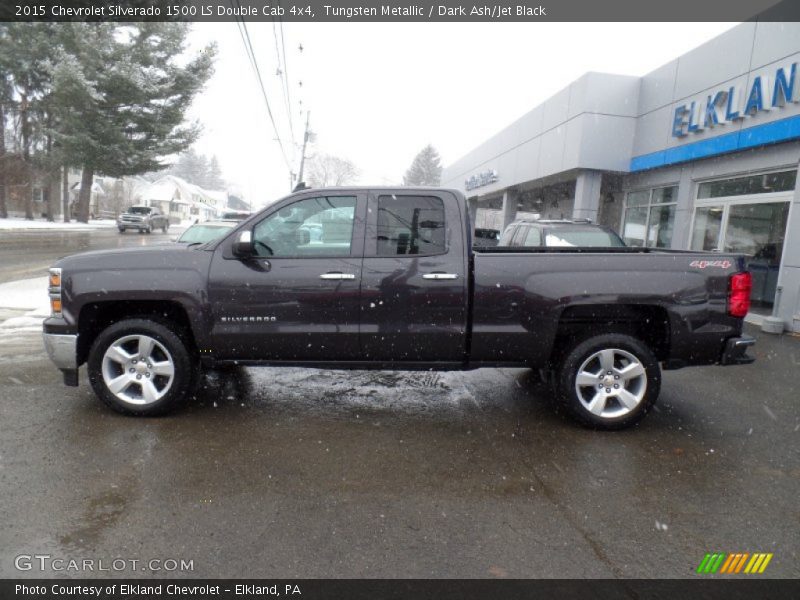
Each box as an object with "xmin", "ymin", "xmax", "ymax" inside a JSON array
[
  {"xmin": 465, "ymin": 169, "xmax": 499, "ymax": 191},
  {"xmin": 672, "ymin": 62, "xmax": 798, "ymax": 137}
]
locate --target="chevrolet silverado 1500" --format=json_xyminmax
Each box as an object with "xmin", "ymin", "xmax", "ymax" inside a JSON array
[{"xmin": 43, "ymin": 187, "xmax": 755, "ymax": 428}]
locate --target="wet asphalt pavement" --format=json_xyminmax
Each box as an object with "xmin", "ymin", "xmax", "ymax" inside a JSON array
[
  {"xmin": 1, "ymin": 327, "xmax": 799, "ymax": 579},
  {"xmin": 0, "ymin": 229, "xmax": 798, "ymax": 579},
  {"xmin": 0, "ymin": 227, "xmax": 178, "ymax": 284}
]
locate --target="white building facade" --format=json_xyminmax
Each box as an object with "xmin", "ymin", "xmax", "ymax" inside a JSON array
[{"xmin": 442, "ymin": 22, "xmax": 800, "ymax": 332}]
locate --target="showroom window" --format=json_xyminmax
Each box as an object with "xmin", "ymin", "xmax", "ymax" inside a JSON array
[
  {"xmin": 621, "ymin": 185, "xmax": 677, "ymax": 248},
  {"xmin": 691, "ymin": 169, "xmax": 796, "ymax": 312},
  {"xmin": 697, "ymin": 170, "xmax": 796, "ymax": 199}
]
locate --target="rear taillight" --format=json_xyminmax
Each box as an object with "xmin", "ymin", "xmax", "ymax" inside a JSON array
[{"xmin": 728, "ymin": 272, "xmax": 752, "ymax": 318}]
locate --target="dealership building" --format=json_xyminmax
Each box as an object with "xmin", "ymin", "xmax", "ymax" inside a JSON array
[{"xmin": 442, "ymin": 22, "xmax": 800, "ymax": 332}]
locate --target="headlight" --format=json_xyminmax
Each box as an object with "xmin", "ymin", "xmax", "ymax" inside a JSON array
[{"xmin": 48, "ymin": 267, "xmax": 63, "ymax": 317}]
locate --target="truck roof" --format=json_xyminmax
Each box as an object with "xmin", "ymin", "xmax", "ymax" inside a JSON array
[{"xmin": 289, "ymin": 185, "xmax": 465, "ymax": 195}]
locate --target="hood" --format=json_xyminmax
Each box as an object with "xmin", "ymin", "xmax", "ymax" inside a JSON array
[{"xmin": 53, "ymin": 244, "xmax": 203, "ymax": 270}]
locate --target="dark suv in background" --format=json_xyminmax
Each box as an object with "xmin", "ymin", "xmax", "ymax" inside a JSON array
[{"xmin": 499, "ymin": 219, "xmax": 626, "ymax": 248}]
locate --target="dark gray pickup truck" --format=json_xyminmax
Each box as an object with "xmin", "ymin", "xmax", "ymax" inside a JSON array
[{"xmin": 43, "ymin": 187, "xmax": 755, "ymax": 429}]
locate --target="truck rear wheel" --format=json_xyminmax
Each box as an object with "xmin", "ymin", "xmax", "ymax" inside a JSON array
[
  {"xmin": 87, "ymin": 318, "xmax": 197, "ymax": 416},
  {"xmin": 556, "ymin": 333, "xmax": 660, "ymax": 430}
]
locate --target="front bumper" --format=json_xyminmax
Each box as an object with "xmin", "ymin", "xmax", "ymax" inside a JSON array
[
  {"xmin": 720, "ymin": 335, "xmax": 756, "ymax": 365},
  {"xmin": 43, "ymin": 333, "xmax": 78, "ymax": 370}
]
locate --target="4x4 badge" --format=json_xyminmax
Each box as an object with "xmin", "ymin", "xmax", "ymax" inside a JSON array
[{"xmin": 689, "ymin": 259, "xmax": 732, "ymax": 269}]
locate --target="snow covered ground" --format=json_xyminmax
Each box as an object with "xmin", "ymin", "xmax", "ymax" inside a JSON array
[
  {"xmin": 0, "ymin": 217, "xmax": 117, "ymax": 231},
  {"xmin": 0, "ymin": 276, "xmax": 50, "ymax": 336}
]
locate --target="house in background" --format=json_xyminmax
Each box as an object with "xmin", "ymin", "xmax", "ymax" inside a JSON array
[{"xmin": 136, "ymin": 175, "xmax": 226, "ymax": 223}]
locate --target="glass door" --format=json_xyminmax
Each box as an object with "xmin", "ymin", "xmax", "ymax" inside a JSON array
[
  {"xmin": 723, "ymin": 201, "xmax": 790, "ymax": 310},
  {"xmin": 690, "ymin": 199, "xmax": 791, "ymax": 311}
]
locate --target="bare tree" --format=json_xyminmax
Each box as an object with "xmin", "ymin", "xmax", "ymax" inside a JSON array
[{"xmin": 306, "ymin": 153, "xmax": 360, "ymax": 187}]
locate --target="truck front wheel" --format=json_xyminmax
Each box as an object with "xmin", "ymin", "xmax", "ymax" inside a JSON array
[
  {"xmin": 87, "ymin": 319, "xmax": 197, "ymax": 416},
  {"xmin": 556, "ymin": 333, "xmax": 660, "ymax": 430}
]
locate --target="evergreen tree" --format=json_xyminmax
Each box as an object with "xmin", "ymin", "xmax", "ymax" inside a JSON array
[
  {"xmin": 205, "ymin": 155, "xmax": 225, "ymax": 189},
  {"xmin": 0, "ymin": 73, "xmax": 9, "ymax": 218},
  {"xmin": 163, "ymin": 150, "xmax": 225, "ymax": 189},
  {"xmin": 403, "ymin": 144, "xmax": 443, "ymax": 186},
  {"xmin": 168, "ymin": 148, "xmax": 208, "ymax": 184},
  {"xmin": 0, "ymin": 23, "xmax": 60, "ymax": 219},
  {"xmin": 51, "ymin": 23, "xmax": 216, "ymax": 222}
]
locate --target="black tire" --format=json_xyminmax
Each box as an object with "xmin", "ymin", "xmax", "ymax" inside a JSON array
[
  {"xmin": 118, "ymin": 228, "xmax": 125, "ymax": 233},
  {"xmin": 161, "ymin": 222, "xmax": 168, "ymax": 233},
  {"xmin": 87, "ymin": 318, "xmax": 197, "ymax": 416},
  {"xmin": 556, "ymin": 333, "xmax": 660, "ymax": 430},
  {"xmin": 145, "ymin": 224, "xmax": 152, "ymax": 234}
]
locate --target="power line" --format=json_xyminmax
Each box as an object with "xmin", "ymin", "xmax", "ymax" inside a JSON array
[
  {"xmin": 271, "ymin": 7, "xmax": 295, "ymax": 154},
  {"xmin": 230, "ymin": 0, "xmax": 292, "ymax": 172},
  {"xmin": 230, "ymin": 3, "xmax": 257, "ymax": 74},
  {"xmin": 277, "ymin": 5, "xmax": 297, "ymax": 143}
]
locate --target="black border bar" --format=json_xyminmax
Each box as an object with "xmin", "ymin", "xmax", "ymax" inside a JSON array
[
  {"xmin": 3, "ymin": 579, "xmax": 800, "ymax": 600},
  {"xmin": 2, "ymin": 0, "xmax": 800, "ymax": 22}
]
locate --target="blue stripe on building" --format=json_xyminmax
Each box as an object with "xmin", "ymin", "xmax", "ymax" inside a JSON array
[{"xmin": 630, "ymin": 113, "xmax": 800, "ymax": 172}]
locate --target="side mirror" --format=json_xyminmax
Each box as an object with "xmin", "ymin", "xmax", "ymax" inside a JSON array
[{"xmin": 232, "ymin": 230, "xmax": 254, "ymax": 257}]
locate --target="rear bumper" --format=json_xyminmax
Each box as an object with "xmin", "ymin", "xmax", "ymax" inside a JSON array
[
  {"xmin": 720, "ymin": 334, "xmax": 756, "ymax": 366},
  {"xmin": 43, "ymin": 333, "xmax": 78, "ymax": 370}
]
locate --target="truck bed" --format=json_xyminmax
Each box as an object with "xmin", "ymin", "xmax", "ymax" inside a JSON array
[{"xmin": 469, "ymin": 248, "xmax": 747, "ymax": 368}]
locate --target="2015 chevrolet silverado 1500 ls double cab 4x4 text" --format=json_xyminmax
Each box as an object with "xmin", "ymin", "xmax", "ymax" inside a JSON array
[{"xmin": 42, "ymin": 187, "xmax": 755, "ymax": 429}]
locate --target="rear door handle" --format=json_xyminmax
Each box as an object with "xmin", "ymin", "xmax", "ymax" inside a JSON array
[
  {"xmin": 423, "ymin": 273, "xmax": 459, "ymax": 280},
  {"xmin": 320, "ymin": 272, "xmax": 355, "ymax": 280}
]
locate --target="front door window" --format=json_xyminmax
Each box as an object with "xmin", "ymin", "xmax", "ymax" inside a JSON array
[{"xmin": 253, "ymin": 196, "xmax": 357, "ymax": 257}]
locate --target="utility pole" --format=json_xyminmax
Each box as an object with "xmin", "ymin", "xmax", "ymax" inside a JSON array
[{"xmin": 294, "ymin": 111, "xmax": 311, "ymax": 191}]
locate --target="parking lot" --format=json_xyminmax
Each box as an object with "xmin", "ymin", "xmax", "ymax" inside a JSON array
[{"xmin": 1, "ymin": 318, "xmax": 798, "ymax": 578}]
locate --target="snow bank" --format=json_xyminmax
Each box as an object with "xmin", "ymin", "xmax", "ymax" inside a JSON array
[
  {"xmin": 0, "ymin": 277, "xmax": 49, "ymax": 311},
  {"xmin": 0, "ymin": 277, "xmax": 50, "ymax": 333},
  {"xmin": 0, "ymin": 218, "xmax": 117, "ymax": 231}
]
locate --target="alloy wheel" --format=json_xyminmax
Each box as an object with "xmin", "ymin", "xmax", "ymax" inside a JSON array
[
  {"xmin": 101, "ymin": 334, "xmax": 175, "ymax": 405},
  {"xmin": 574, "ymin": 348, "xmax": 647, "ymax": 419}
]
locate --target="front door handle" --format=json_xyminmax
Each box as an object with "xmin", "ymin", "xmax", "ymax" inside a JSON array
[
  {"xmin": 320, "ymin": 272, "xmax": 355, "ymax": 280},
  {"xmin": 423, "ymin": 273, "xmax": 459, "ymax": 280}
]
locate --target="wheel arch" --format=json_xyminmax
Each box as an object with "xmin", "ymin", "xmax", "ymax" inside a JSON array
[
  {"xmin": 77, "ymin": 301, "xmax": 198, "ymax": 367},
  {"xmin": 550, "ymin": 303, "xmax": 671, "ymax": 367}
]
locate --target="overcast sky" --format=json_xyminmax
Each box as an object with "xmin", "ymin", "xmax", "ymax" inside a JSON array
[{"xmin": 187, "ymin": 22, "xmax": 736, "ymax": 208}]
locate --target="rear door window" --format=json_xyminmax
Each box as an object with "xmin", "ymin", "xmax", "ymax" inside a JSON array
[
  {"xmin": 523, "ymin": 227, "xmax": 542, "ymax": 246},
  {"xmin": 498, "ymin": 226, "xmax": 517, "ymax": 246},
  {"xmin": 376, "ymin": 195, "xmax": 446, "ymax": 256},
  {"xmin": 510, "ymin": 225, "xmax": 530, "ymax": 246}
]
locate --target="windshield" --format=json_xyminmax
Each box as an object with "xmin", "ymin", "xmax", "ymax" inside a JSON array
[
  {"xmin": 545, "ymin": 228, "xmax": 626, "ymax": 247},
  {"xmin": 177, "ymin": 224, "xmax": 235, "ymax": 244},
  {"xmin": 127, "ymin": 207, "xmax": 151, "ymax": 215}
]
